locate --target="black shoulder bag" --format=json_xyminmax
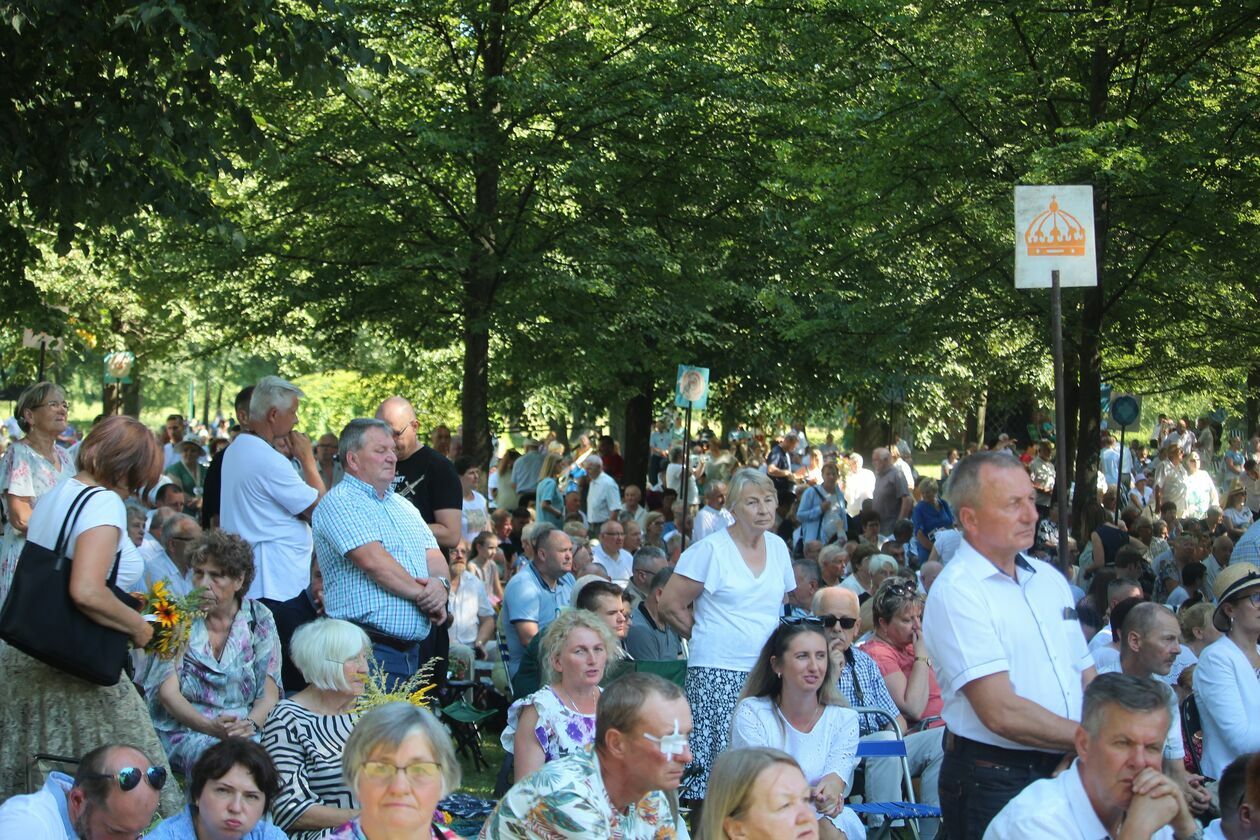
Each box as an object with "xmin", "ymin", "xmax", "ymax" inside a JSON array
[{"xmin": 0, "ymin": 485, "xmax": 139, "ymax": 685}]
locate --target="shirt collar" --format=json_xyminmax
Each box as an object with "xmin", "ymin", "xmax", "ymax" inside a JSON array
[
  {"xmin": 956, "ymin": 536, "xmax": 1036, "ymax": 581},
  {"xmin": 341, "ymin": 472, "xmax": 390, "ymax": 501},
  {"xmin": 47, "ymin": 771, "xmax": 75, "ymax": 838},
  {"xmin": 1061, "ymin": 761, "xmax": 1112, "ymax": 839}
]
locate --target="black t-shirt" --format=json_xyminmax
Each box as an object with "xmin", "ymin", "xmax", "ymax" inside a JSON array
[
  {"xmin": 201, "ymin": 446, "xmax": 226, "ymax": 528},
  {"xmin": 390, "ymin": 445, "xmax": 462, "ymax": 524}
]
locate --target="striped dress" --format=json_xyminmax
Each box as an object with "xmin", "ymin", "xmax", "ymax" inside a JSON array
[{"xmin": 261, "ymin": 699, "xmax": 359, "ymax": 840}]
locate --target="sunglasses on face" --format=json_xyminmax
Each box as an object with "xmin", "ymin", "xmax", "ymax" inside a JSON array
[
  {"xmin": 782, "ymin": 614, "xmax": 857, "ymax": 630},
  {"xmin": 78, "ymin": 765, "xmax": 168, "ymax": 792}
]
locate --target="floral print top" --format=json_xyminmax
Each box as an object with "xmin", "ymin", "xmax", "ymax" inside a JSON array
[
  {"xmin": 0, "ymin": 439, "xmax": 75, "ymax": 604},
  {"xmin": 501, "ymin": 685, "xmax": 597, "ymax": 762},
  {"xmin": 479, "ymin": 748, "xmax": 690, "ymax": 839},
  {"xmin": 327, "ymin": 816, "xmax": 459, "ymax": 839}
]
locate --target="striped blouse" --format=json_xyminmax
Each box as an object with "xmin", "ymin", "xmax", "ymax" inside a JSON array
[{"xmin": 262, "ymin": 699, "xmax": 358, "ymax": 839}]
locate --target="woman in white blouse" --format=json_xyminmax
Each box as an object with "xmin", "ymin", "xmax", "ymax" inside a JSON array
[
  {"xmin": 658, "ymin": 469, "xmax": 797, "ymax": 807},
  {"xmin": 1193, "ymin": 563, "xmax": 1260, "ymax": 779},
  {"xmin": 730, "ymin": 619, "xmax": 864, "ymax": 840}
]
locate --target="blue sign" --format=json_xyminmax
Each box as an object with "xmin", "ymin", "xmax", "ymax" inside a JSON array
[{"xmin": 674, "ymin": 365, "xmax": 710, "ymax": 411}]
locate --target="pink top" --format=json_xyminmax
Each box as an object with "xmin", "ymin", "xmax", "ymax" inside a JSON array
[{"xmin": 861, "ymin": 637, "xmax": 944, "ymax": 726}]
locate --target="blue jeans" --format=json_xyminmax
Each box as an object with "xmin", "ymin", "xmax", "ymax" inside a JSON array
[{"xmin": 371, "ymin": 641, "xmax": 422, "ymax": 691}]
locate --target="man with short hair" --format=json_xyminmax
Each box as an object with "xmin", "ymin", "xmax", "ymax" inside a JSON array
[
  {"xmin": 923, "ymin": 451, "xmax": 1096, "ymax": 837},
  {"xmin": 597, "ymin": 434, "xmax": 625, "ymax": 485},
  {"xmin": 871, "ymin": 447, "xmax": 912, "ymax": 535},
  {"xmin": 1117, "ymin": 603, "xmax": 1211, "ymax": 814},
  {"xmin": 314, "ymin": 431, "xmax": 342, "ymax": 490},
  {"xmin": 162, "ymin": 413, "xmax": 186, "ymax": 469},
  {"xmin": 846, "ymin": 452, "xmax": 877, "ymax": 518},
  {"xmin": 221, "ymin": 375, "xmax": 325, "ymax": 604},
  {"xmin": 1088, "ymin": 577, "xmax": 1145, "ymax": 654},
  {"xmin": 1153, "ymin": 444, "xmax": 1189, "ymax": 518},
  {"xmin": 153, "ymin": 482, "xmax": 185, "ymax": 517},
  {"xmin": 510, "ymin": 439, "xmax": 543, "ymax": 506},
  {"xmin": 139, "ymin": 505, "xmax": 177, "ymax": 565},
  {"xmin": 815, "ymin": 585, "xmax": 943, "ymax": 829},
  {"xmin": 621, "ymin": 484, "xmax": 648, "ymax": 527},
  {"xmin": 141, "ymin": 513, "xmax": 201, "ymax": 595},
  {"xmin": 920, "ymin": 559, "xmax": 943, "ymax": 594},
  {"xmin": 625, "ymin": 546, "xmax": 668, "ymax": 611},
  {"xmin": 481, "ymin": 673, "xmax": 692, "ymax": 839},
  {"xmin": 785, "ymin": 558, "xmax": 821, "ymax": 618},
  {"xmin": 1204, "ymin": 754, "xmax": 1256, "ymax": 840},
  {"xmin": 625, "ymin": 564, "xmax": 684, "ymax": 661},
  {"xmin": 1206, "ymin": 533, "xmax": 1233, "ymax": 597},
  {"xmin": 312, "ymin": 418, "xmax": 448, "ymax": 688},
  {"xmin": 585, "ymin": 455, "xmax": 622, "ymax": 531},
  {"xmin": 502, "ymin": 523, "xmax": 575, "ymax": 678},
  {"xmin": 691, "ymin": 481, "xmax": 733, "ymax": 543},
  {"xmin": 985, "ymin": 673, "xmax": 1198, "ymax": 839},
  {"xmin": 375, "ymin": 396, "xmax": 462, "ymax": 548},
  {"xmin": 0, "ymin": 743, "xmax": 163, "ymax": 838},
  {"xmin": 1029, "ymin": 440, "xmax": 1056, "ymax": 514},
  {"xmin": 592, "ymin": 519, "xmax": 633, "ymax": 584},
  {"xmin": 766, "ymin": 431, "xmax": 799, "ymax": 504},
  {"xmin": 1183, "ymin": 451, "xmax": 1219, "ymax": 520}
]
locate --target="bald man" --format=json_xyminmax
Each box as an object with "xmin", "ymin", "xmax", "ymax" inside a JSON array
[{"xmin": 376, "ymin": 396, "xmax": 462, "ymax": 549}]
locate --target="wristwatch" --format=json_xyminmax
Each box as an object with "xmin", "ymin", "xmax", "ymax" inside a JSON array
[{"xmin": 436, "ymin": 576, "xmax": 450, "ymax": 593}]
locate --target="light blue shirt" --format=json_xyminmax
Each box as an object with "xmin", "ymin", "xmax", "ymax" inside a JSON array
[
  {"xmin": 313, "ymin": 474, "xmax": 437, "ymax": 641},
  {"xmin": 0, "ymin": 771, "xmax": 74, "ymax": 838},
  {"xmin": 146, "ymin": 806, "xmax": 287, "ymax": 839},
  {"xmin": 1231, "ymin": 519, "xmax": 1260, "ymax": 566},
  {"xmin": 503, "ymin": 563, "xmax": 574, "ymax": 677}
]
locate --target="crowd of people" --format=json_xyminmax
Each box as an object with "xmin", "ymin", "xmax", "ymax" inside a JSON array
[{"xmin": 0, "ymin": 379, "xmax": 1259, "ymax": 839}]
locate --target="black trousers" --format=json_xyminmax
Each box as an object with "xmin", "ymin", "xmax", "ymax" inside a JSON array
[{"xmin": 937, "ymin": 730, "xmax": 1062, "ymax": 838}]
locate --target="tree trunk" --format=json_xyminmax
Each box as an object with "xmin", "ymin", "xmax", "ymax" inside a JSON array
[
  {"xmin": 623, "ymin": 377, "xmax": 654, "ymax": 489},
  {"xmin": 1247, "ymin": 365, "xmax": 1260, "ymax": 439},
  {"xmin": 853, "ymin": 400, "xmax": 886, "ymax": 455}
]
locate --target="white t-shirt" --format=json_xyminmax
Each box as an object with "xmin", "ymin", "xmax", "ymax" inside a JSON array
[
  {"xmin": 674, "ymin": 528, "xmax": 795, "ymax": 671},
  {"xmin": 220, "ymin": 433, "xmax": 318, "ymax": 601},
  {"xmin": 462, "ymin": 490, "xmax": 490, "ymax": 544},
  {"xmin": 591, "ymin": 543, "xmax": 633, "ymax": 583},
  {"xmin": 26, "ymin": 478, "xmax": 143, "ymax": 590}
]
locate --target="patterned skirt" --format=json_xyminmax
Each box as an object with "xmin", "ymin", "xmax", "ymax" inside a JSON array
[
  {"xmin": 0, "ymin": 644, "xmax": 185, "ymax": 816},
  {"xmin": 681, "ymin": 666, "xmax": 749, "ymax": 800}
]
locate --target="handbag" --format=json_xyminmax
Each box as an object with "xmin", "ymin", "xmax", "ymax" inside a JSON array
[{"xmin": 0, "ymin": 485, "xmax": 139, "ymax": 686}]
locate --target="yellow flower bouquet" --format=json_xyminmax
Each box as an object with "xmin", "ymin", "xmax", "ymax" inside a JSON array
[{"xmin": 134, "ymin": 580, "xmax": 207, "ymax": 659}]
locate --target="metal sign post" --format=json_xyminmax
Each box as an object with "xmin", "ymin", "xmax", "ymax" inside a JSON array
[{"xmin": 1050, "ymin": 269, "xmax": 1069, "ymax": 555}]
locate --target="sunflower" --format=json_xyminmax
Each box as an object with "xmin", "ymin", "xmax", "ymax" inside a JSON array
[
  {"xmin": 154, "ymin": 600, "xmax": 179, "ymax": 628},
  {"xmin": 151, "ymin": 580, "xmax": 169, "ymax": 601}
]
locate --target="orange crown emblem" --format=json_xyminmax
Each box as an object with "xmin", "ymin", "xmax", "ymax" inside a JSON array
[{"xmin": 1024, "ymin": 197, "xmax": 1087, "ymax": 257}]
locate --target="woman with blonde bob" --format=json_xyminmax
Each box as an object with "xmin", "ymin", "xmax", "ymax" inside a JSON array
[
  {"xmin": 502, "ymin": 607, "xmax": 620, "ymax": 781},
  {"xmin": 327, "ymin": 702, "xmax": 461, "ymax": 840},
  {"xmin": 730, "ymin": 620, "xmax": 863, "ymax": 839},
  {"xmin": 699, "ymin": 747, "xmax": 820, "ymax": 840},
  {"xmin": 262, "ymin": 617, "xmax": 372, "ymax": 839}
]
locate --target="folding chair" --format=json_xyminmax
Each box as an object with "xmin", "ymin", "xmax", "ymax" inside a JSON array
[
  {"xmin": 633, "ymin": 659, "xmax": 688, "ymax": 687},
  {"xmin": 1181, "ymin": 693, "xmax": 1204, "ymax": 777},
  {"xmin": 846, "ymin": 706, "xmax": 941, "ymax": 840},
  {"xmin": 439, "ymin": 698, "xmax": 497, "ymax": 773}
]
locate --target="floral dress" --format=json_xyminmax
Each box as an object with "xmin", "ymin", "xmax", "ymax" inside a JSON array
[
  {"xmin": 501, "ymin": 685, "xmax": 598, "ymax": 762},
  {"xmin": 0, "ymin": 440, "xmax": 74, "ymax": 605},
  {"xmin": 146, "ymin": 598, "xmax": 283, "ymax": 773},
  {"xmin": 327, "ymin": 816, "xmax": 458, "ymax": 839}
]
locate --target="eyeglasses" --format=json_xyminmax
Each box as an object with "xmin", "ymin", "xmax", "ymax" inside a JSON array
[
  {"xmin": 78, "ymin": 766, "xmax": 168, "ymax": 792},
  {"xmin": 780, "ymin": 615, "xmax": 825, "ymax": 628},
  {"xmin": 34, "ymin": 401, "xmax": 70, "ymax": 411},
  {"xmin": 360, "ymin": 760, "xmax": 443, "ymax": 784}
]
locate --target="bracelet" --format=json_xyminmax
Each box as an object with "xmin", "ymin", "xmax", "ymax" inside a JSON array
[
  {"xmin": 914, "ymin": 655, "xmax": 930, "ymax": 665},
  {"xmin": 248, "ymin": 718, "xmax": 260, "ymax": 734}
]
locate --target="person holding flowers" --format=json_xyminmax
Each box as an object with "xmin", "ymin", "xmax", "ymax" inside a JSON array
[
  {"xmin": 0, "ymin": 415, "xmax": 184, "ymax": 815},
  {"xmin": 148, "ymin": 528, "xmax": 283, "ymax": 774}
]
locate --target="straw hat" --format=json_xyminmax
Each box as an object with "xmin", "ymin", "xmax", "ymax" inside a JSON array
[{"xmin": 1212, "ymin": 562, "xmax": 1260, "ymax": 632}]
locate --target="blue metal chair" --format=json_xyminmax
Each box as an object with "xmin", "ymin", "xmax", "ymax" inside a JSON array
[{"xmin": 846, "ymin": 706, "xmax": 942, "ymax": 840}]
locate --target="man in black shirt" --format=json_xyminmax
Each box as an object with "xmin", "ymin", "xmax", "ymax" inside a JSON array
[
  {"xmin": 376, "ymin": 396, "xmax": 462, "ymax": 548},
  {"xmin": 201, "ymin": 386, "xmax": 253, "ymax": 528}
]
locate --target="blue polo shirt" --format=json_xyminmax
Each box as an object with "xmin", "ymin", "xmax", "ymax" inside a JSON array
[{"xmin": 502, "ymin": 562, "xmax": 574, "ymax": 677}]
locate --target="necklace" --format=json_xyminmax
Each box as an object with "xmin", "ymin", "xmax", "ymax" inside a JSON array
[
  {"xmin": 776, "ymin": 698, "xmax": 824, "ymax": 733},
  {"xmin": 557, "ymin": 684, "xmax": 597, "ymax": 715}
]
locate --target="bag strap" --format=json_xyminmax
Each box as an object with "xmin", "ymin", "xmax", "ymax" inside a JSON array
[{"xmin": 52, "ymin": 485, "xmax": 105, "ymax": 558}]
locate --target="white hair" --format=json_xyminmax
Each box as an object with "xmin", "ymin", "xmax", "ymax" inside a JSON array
[
  {"xmin": 290, "ymin": 618, "xmax": 371, "ymax": 692},
  {"xmin": 850, "ymin": 453, "xmax": 864, "ymax": 468},
  {"xmin": 585, "ymin": 454, "xmax": 603, "ymax": 468},
  {"xmin": 868, "ymin": 553, "xmax": 899, "ymax": 576},
  {"xmin": 249, "ymin": 375, "xmax": 305, "ymax": 422}
]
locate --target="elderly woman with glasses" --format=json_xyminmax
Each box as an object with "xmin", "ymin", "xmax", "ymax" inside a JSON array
[
  {"xmin": 260, "ymin": 618, "xmax": 371, "ymax": 839},
  {"xmin": 0, "ymin": 381, "xmax": 76, "ymax": 604},
  {"xmin": 326, "ymin": 703, "xmax": 461, "ymax": 840}
]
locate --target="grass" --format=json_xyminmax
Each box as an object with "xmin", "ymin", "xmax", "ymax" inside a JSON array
[{"xmin": 458, "ymin": 728, "xmax": 507, "ymax": 800}]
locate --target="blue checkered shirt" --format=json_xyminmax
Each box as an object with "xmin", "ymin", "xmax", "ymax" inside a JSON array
[
  {"xmin": 838, "ymin": 646, "xmax": 902, "ymax": 736},
  {"xmin": 1233, "ymin": 520, "xmax": 1260, "ymax": 567},
  {"xmin": 313, "ymin": 474, "xmax": 438, "ymax": 640}
]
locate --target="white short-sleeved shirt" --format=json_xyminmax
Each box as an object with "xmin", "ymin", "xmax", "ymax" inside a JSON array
[
  {"xmin": 220, "ymin": 433, "xmax": 318, "ymax": 601},
  {"xmin": 591, "ymin": 543, "xmax": 633, "ymax": 584},
  {"xmin": 933, "ymin": 528, "xmax": 963, "ymax": 564},
  {"xmin": 26, "ymin": 478, "xmax": 142, "ymax": 589},
  {"xmin": 923, "ymin": 537, "xmax": 1092, "ymax": 751},
  {"xmin": 586, "ymin": 473, "xmax": 622, "ymax": 525},
  {"xmin": 449, "ymin": 571, "xmax": 494, "ymax": 647},
  {"xmin": 984, "ymin": 761, "xmax": 1174, "ymax": 839},
  {"xmin": 675, "ymin": 528, "xmax": 795, "ymax": 671}
]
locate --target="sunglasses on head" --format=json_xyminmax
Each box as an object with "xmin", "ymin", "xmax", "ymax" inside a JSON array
[
  {"xmin": 78, "ymin": 765, "xmax": 168, "ymax": 792},
  {"xmin": 781, "ymin": 614, "xmax": 857, "ymax": 630}
]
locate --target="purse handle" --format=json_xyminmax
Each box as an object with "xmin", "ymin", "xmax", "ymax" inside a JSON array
[{"xmin": 50, "ymin": 485, "xmax": 109, "ymax": 572}]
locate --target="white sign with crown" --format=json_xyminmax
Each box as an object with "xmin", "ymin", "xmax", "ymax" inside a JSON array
[{"xmin": 1014, "ymin": 185, "xmax": 1098, "ymax": 289}]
